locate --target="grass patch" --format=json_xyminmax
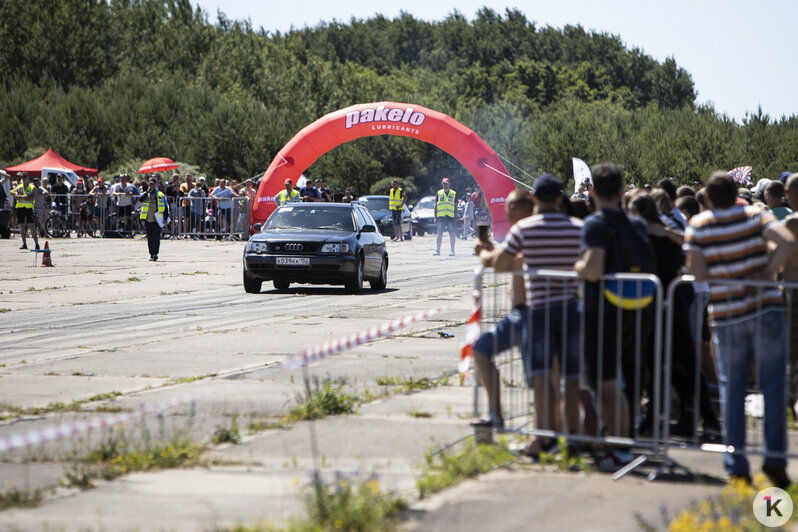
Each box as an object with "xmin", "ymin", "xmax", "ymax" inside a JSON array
[
  {"xmin": 248, "ymin": 417, "xmax": 292, "ymax": 433},
  {"xmin": 416, "ymin": 437, "xmax": 517, "ymax": 499},
  {"xmin": 538, "ymin": 437, "xmax": 591, "ymax": 473},
  {"xmin": 63, "ymin": 429, "xmax": 205, "ymax": 488},
  {"xmin": 376, "ymin": 375, "xmax": 437, "ymax": 393},
  {"xmin": 0, "ymin": 391, "xmax": 122, "ymax": 418},
  {"xmin": 227, "ymin": 473, "xmax": 406, "ymax": 532},
  {"xmin": 407, "ymin": 409, "xmax": 433, "ymax": 418},
  {"xmin": 168, "ymin": 373, "xmax": 218, "ymax": 385},
  {"xmin": 212, "ymin": 415, "xmax": 242, "ymax": 445},
  {"xmin": 178, "ymin": 271, "xmax": 210, "ymax": 276},
  {"xmin": 25, "ymin": 286, "xmax": 64, "ymax": 292},
  {"xmin": 287, "ymin": 380, "xmax": 361, "ymax": 421},
  {"xmin": 0, "ymin": 483, "xmax": 43, "ymax": 510},
  {"xmin": 127, "ymin": 276, "xmax": 141, "ymax": 282},
  {"xmin": 0, "ymin": 308, "xmax": 10, "ymax": 313}
]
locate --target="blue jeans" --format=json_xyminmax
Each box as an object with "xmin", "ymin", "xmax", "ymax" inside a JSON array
[
  {"xmin": 713, "ymin": 309, "xmax": 787, "ymax": 476},
  {"xmin": 527, "ymin": 301, "xmax": 581, "ymax": 380}
]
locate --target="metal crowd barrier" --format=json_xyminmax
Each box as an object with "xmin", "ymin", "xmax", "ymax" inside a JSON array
[
  {"xmin": 473, "ymin": 267, "xmax": 669, "ymax": 479},
  {"xmin": 25, "ymin": 193, "xmax": 252, "ymax": 241},
  {"xmin": 473, "ymin": 268, "xmax": 797, "ymax": 480},
  {"xmin": 663, "ymin": 276, "xmax": 798, "ymax": 467}
]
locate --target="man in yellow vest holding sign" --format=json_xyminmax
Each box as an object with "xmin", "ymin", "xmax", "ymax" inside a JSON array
[
  {"xmin": 13, "ymin": 172, "xmax": 39, "ymax": 250},
  {"xmin": 434, "ymin": 178, "xmax": 456, "ymax": 256},
  {"xmin": 139, "ymin": 177, "xmax": 168, "ymax": 261},
  {"xmin": 389, "ymin": 179, "xmax": 407, "ymax": 242}
]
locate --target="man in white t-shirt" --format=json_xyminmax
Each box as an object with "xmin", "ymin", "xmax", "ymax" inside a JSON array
[
  {"xmin": 211, "ymin": 180, "xmax": 236, "ymax": 234},
  {"xmin": 112, "ymin": 174, "xmax": 136, "ymax": 218}
]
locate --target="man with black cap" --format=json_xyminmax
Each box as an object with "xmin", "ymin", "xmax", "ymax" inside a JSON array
[{"xmin": 476, "ymin": 174, "xmax": 584, "ymax": 453}]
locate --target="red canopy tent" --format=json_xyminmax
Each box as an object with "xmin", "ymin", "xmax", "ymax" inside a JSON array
[{"xmin": 4, "ymin": 148, "xmax": 98, "ymax": 177}]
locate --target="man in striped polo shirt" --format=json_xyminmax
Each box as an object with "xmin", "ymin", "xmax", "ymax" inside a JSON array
[
  {"xmin": 685, "ymin": 171, "xmax": 796, "ymax": 487},
  {"xmin": 476, "ymin": 174, "xmax": 583, "ymax": 452}
]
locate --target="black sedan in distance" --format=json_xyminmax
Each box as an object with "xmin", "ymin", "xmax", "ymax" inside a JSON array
[
  {"xmin": 243, "ymin": 202, "xmax": 388, "ymax": 294},
  {"xmin": 358, "ymin": 195, "xmax": 413, "ymax": 240}
]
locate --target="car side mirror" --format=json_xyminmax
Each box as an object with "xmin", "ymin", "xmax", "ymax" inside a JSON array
[
  {"xmin": 361, "ymin": 224, "xmax": 376, "ymax": 233},
  {"xmin": 253, "ymin": 223, "xmax": 262, "ymax": 232}
]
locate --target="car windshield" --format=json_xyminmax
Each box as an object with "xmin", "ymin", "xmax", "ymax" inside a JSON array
[
  {"xmin": 264, "ymin": 206, "xmax": 355, "ymax": 231},
  {"xmin": 416, "ymin": 197, "xmax": 435, "ymax": 209},
  {"xmin": 359, "ymin": 197, "xmax": 390, "ymax": 212}
]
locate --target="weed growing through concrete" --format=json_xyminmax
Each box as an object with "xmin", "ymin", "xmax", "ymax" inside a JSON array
[
  {"xmin": 0, "ymin": 308, "xmax": 10, "ymax": 313},
  {"xmin": 225, "ymin": 472, "xmax": 406, "ymax": 532},
  {"xmin": 0, "ymin": 391, "xmax": 123, "ymax": 419},
  {"xmin": 288, "ymin": 379, "xmax": 360, "ymax": 421},
  {"xmin": 127, "ymin": 276, "xmax": 141, "ymax": 282},
  {"xmin": 416, "ymin": 437, "xmax": 517, "ymax": 499},
  {"xmin": 376, "ymin": 375, "xmax": 436, "ymax": 393},
  {"xmin": 537, "ymin": 437, "xmax": 591, "ymax": 473},
  {"xmin": 62, "ymin": 427, "xmax": 205, "ymax": 488},
  {"xmin": 212, "ymin": 414, "xmax": 242, "ymax": 445},
  {"xmin": 407, "ymin": 409, "xmax": 433, "ymax": 418},
  {"xmin": 248, "ymin": 417, "xmax": 291, "ymax": 434},
  {"xmin": 0, "ymin": 482, "xmax": 43, "ymax": 510}
]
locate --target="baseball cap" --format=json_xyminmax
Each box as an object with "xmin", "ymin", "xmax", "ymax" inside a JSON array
[
  {"xmin": 198, "ymin": 176, "xmax": 206, "ymax": 182},
  {"xmin": 533, "ymin": 173, "xmax": 562, "ymax": 200},
  {"xmin": 284, "ymin": 178, "xmax": 293, "ymax": 185},
  {"xmin": 441, "ymin": 178, "xmax": 450, "ymax": 185},
  {"xmin": 779, "ymin": 171, "xmax": 792, "ymax": 184},
  {"xmin": 97, "ymin": 177, "xmax": 104, "ymax": 182}
]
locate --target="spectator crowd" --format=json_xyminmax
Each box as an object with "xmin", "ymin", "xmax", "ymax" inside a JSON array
[{"xmin": 474, "ymin": 164, "xmax": 798, "ymax": 488}]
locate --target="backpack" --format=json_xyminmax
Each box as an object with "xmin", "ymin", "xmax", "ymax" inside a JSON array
[{"xmin": 598, "ymin": 210, "xmax": 657, "ymax": 310}]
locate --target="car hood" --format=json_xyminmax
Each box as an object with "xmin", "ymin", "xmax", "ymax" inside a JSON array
[
  {"xmin": 249, "ymin": 229, "xmax": 356, "ymax": 243},
  {"xmin": 369, "ymin": 210, "xmax": 392, "ymax": 221}
]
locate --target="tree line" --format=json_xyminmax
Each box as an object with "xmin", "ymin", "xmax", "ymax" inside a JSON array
[{"xmin": 1, "ymin": 0, "xmax": 795, "ymax": 196}]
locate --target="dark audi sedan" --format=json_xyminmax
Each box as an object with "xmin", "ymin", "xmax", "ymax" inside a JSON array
[{"xmin": 243, "ymin": 202, "xmax": 388, "ymax": 294}]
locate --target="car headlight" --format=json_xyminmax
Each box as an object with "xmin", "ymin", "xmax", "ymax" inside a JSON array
[
  {"xmin": 248, "ymin": 242, "xmax": 268, "ymax": 253},
  {"xmin": 379, "ymin": 218, "xmax": 391, "ymax": 225},
  {"xmin": 320, "ymin": 243, "xmax": 349, "ymax": 254}
]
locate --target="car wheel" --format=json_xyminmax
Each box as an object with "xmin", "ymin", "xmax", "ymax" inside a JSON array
[
  {"xmin": 273, "ymin": 279, "xmax": 290, "ymax": 290},
  {"xmin": 370, "ymin": 257, "xmax": 387, "ymax": 290},
  {"xmin": 243, "ymin": 271, "xmax": 262, "ymax": 294},
  {"xmin": 404, "ymin": 223, "xmax": 413, "ymax": 240},
  {"xmin": 346, "ymin": 255, "xmax": 363, "ymax": 294},
  {"xmin": 416, "ymin": 227, "xmax": 424, "ymax": 237}
]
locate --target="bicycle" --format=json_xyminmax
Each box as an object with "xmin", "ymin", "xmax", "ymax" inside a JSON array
[{"xmin": 45, "ymin": 209, "xmax": 70, "ymax": 238}]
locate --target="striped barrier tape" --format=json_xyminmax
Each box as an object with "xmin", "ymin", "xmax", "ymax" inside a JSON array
[
  {"xmin": 0, "ymin": 305, "xmax": 451, "ymax": 453},
  {"xmin": 0, "ymin": 390, "xmax": 212, "ymax": 453},
  {"xmin": 282, "ymin": 306, "xmax": 446, "ymax": 369}
]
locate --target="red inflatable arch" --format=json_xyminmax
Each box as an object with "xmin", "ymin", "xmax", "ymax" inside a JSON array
[{"xmin": 252, "ymin": 102, "xmax": 516, "ymax": 240}]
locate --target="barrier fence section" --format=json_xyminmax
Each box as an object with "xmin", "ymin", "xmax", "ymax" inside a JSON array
[
  {"xmin": 13, "ymin": 194, "xmax": 253, "ymax": 240},
  {"xmin": 663, "ymin": 276, "xmax": 798, "ymax": 467},
  {"xmin": 473, "ymin": 267, "xmax": 667, "ymax": 478}
]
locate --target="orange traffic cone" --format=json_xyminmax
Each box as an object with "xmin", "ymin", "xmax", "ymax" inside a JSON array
[{"xmin": 40, "ymin": 241, "xmax": 53, "ymax": 267}]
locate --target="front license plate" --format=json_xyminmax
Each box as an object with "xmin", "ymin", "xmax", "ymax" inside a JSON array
[{"xmin": 276, "ymin": 257, "xmax": 310, "ymax": 266}]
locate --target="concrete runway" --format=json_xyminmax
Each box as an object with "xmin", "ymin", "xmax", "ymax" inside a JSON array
[{"xmin": 0, "ymin": 234, "xmax": 789, "ymax": 530}]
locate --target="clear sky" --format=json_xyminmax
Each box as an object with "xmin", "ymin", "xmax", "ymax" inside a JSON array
[{"xmin": 194, "ymin": 0, "xmax": 797, "ymax": 122}]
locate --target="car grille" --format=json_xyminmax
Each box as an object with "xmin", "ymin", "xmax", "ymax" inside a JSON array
[{"xmin": 268, "ymin": 242, "xmax": 322, "ymax": 253}]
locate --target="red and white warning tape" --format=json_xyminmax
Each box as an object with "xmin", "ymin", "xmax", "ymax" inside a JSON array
[
  {"xmin": 0, "ymin": 391, "xmax": 210, "ymax": 453},
  {"xmin": 283, "ymin": 306, "xmax": 447, "ymax": 369},
  {"xmin": 0, "ymin": 305, "xmax": 452, "ymax": 453}
]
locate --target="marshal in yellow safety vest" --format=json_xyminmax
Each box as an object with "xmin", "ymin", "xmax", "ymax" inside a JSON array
[
  {"xmin": 140, "ymin": 190, "xmax": 167, "ymax": 220},
  {"xmin": 389, "ymin": 186, "xmax": 404, "ymax": 210},
  {"xmin": 435, "ymin": 189, "xmax": 456, "ymax": 218}
]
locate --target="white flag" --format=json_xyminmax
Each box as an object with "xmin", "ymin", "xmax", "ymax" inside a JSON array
[
  {"xmin": 296, "ymin": 174, "xmax": 308, "ymax": 189},
  {"xmin": 572, "ymin": 158, "xmax": 592, "ymax": 188}
]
